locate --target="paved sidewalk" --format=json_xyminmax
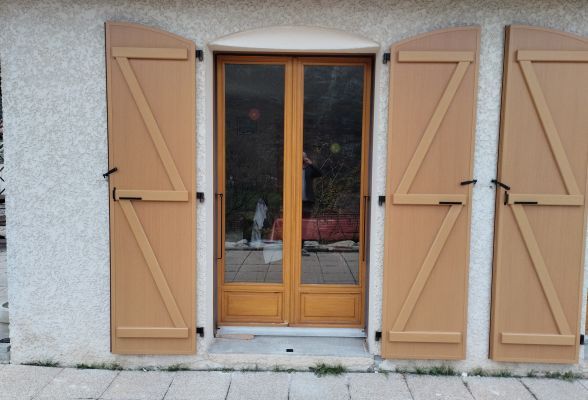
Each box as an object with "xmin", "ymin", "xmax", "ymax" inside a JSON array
[{"xmin": 0, "ymin": 364, "xmax": 587, "ymax": 400}]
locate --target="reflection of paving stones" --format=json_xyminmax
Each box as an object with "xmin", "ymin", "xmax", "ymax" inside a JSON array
[{"xmin": 224, "ymin": 248, "xmax": 358, "ymax": 284}]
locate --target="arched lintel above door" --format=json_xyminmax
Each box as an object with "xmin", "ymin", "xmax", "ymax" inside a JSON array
[{"xmin": 208, "ymin": 25, "xmax": 380, "ymax": 53}]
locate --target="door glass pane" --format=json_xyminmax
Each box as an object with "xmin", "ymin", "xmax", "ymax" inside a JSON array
[
  {"xmin": 224, "ymin": 64, "xmax": 284, "ymax": 283},
  {"xmin": 301, "ymin": 65, "xmax": 364, "ymax": 285}
]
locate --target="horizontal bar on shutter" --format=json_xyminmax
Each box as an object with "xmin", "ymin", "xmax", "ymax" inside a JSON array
[
  {"xmin": 517, "ymin": 50, "xmax": 588, "ymax": 62},
  {"xmin": 398, "ymin": 51, "xmax": 474, "ymax": 62},
  {"xmin": 116, "ymin": 327, "xmax": 189, "ymax": 338},
  {"xmin": 507, "ymin": 194, "xmax": 584, "ymax": 206},
  {"xmin": 388, "ymin": 331, "xmax": 462, "ymax": 344},
  {"xmin": 112, "ymin": 47, "xmax": 188, "ymax": 60},
  {"xmin": 116, "ymin": 190, "xmax": 188, "ymax": 202},
  {"xmin": 501, "ymin": 333, "xmax": 575, "ymax": 346},
  {"xmin": 392, "ymin": 194, "xmax": 467, "ymax": 205}
]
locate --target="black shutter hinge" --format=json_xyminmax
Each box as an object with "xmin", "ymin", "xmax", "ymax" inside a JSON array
[
  {"xmin": 196, "ymin": 327, "xmax": 204, "ymax": 337},
  {"xmin": 460, "ymin": 179, "xmax": 477, "ymax": 186},
  {"xmin": 491, "ymin": 179, "xmax": 511, "ymax": 191},
  {"xmin": 383, "ymin": 53, "xmax": 391, "ymax": 64},
  {"xmin": 580, "ymin": 334, "xmax": 585, "ymax": 345},
  {"xmin": 103, "ymin": 167, "xmax": 118, "ymax": 179},
  {"xmin": 378, "ymin": 196, "xmax": 386, "ymax": 206},
  {"xmin": 375, "ymin": 331, "xmax": 382, "ymax": 341},
  {"xmin": 196, "ymin": 192, "xmax": 205, "ymax": 203},
  {"xmin": 195, "ymin": 49, "xmax": 203, "ymax": 61}
]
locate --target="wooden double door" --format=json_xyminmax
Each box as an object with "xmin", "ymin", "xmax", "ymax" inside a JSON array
[{"xmin": 216, "ymin": 55, "xmax": 372, "ymax": 326}]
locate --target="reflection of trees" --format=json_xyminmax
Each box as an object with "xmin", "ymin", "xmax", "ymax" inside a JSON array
[{"xmin": 311, "ymin": 142, "xmax": 361, "ymax": 217}]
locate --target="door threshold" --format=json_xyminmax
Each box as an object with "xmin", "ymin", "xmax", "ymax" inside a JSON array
[{"xmin": 216, "ymin": 326, "xmax": 366, "ymax": 338}]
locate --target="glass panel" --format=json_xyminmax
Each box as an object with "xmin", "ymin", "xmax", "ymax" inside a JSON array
[
  {"xmin": 224, "ymin": 64, "xmax": 284, "ymax": 283},
  {"xmin": 300, "ymin": 65, "xmax": 364, "ymax": 285}
]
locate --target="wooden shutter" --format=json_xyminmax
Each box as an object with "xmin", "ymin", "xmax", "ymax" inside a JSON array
[
  {"xmin": 490, "ymin": 26, "xmax": 588, "ymax": 363},
  {"xmin": 106, "ymin": 22, "xmax": 196, "ymax": 354},
  {"xmin": 382, "ymin": 27, "xmax": 480, "ymax": 360}
]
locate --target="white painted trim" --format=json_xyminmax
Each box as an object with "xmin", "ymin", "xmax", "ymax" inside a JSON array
[
  {"xmin": 217, "ymin": 326, "xmax": 366, "ymax": 337},
  {"xmin": 209, "ymin": 25, "xmax": 380, "ymax": 53}
]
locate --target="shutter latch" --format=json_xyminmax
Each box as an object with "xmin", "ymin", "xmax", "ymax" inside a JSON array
[
  {"xmin": 196, "ymin": 192, "xmax": 205, "ymax": 203},
  {"xmin": 491, "ymin": 179, "xmax": 511, "ymax": 191},
  {"xmin": 103, "ymin": 167, "xmax": 118, "ymax": 179},
  {"xmin": 195, "ymin": 49, "xmax": 203, "ymax": 62},
  {"xmin": 196, "ymin": 327, "xmax": 204, "ymax": 337},
  {"xmin": 378, "ymin": 195, "xmax": 386, "ymax": 206},
  {"xmin": 382, "ymin": 53, "xmax": 391, "ymax": 64}
]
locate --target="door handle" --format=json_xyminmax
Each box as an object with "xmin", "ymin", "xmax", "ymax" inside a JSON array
[
  {"xmin": 362, "ymin": 195, "xmax": 369, "ymax": 263},
  {"xmin": 216, "ymin": 193, "xmax": 224, "ymax": 260}
]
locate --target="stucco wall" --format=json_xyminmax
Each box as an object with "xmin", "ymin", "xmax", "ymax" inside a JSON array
[{"xmin": 0, "ymin": 0, "xmax": 587, "ymax": 370}]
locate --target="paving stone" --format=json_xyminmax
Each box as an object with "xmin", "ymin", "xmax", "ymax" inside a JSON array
[
  {"xmin": 406, "ymin": 375, "xmax": 473, "ymax": 400},
  {"xmin": 464, "ymin": 377, "xmax": 534, "ymax": 399},
  {"xmin": 348, "ymin": 373, "xmax": 412, "ymax": 400},
  {"xmin": 164, "ymin": 371, "xmax": 231, "ymax": 400},
  {"xmin": 521, "ymin": 378, "xmax": 588, "ymax": 400},
  {"xmin": 102, "ymin": 371, "xmax": 174, "ymax": 400},
  {"xmin": 226, "ymin": 372, "xmax": 288, "ymax": 400},
  {"xmin": 290, "ymin": 373, "xmax": 349, "ymax": 400},
  {"xmin": 35, "ymin": 368, "xmax": 118, "ymax": 399},
  {"xmin": 579, "ymin": 380, "xmax": 588, "ymax": 390},
  {"xmin": 0, "ymin": 365, "xmax": 62, "ymax": 400}
]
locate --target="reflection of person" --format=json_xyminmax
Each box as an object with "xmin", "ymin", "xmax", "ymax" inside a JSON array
[{"xmin": 302, "ymin": 152, "xmax": 322, "ymax": 218}]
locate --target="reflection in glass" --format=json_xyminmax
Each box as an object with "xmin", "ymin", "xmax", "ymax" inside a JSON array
[
  {"xmin": 224, "ymin": 64, "xmax": 284, "ymax": 283},
  {"xmin": 301, "ymin": 65, "xmax": 364, "ymax": 285}
]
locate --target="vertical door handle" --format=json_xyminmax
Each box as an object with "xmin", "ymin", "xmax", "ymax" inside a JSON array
[
  {"xmin": 362, "ymin": 195, "xmax": 369, "ymax": 263},
  {"xmin": 216, "ymin": 193, "xmax": 224, "ymax": 260}
]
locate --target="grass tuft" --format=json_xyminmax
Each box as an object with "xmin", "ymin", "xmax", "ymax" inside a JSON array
[
  {"xmin": 526, "ymin": 369, "xmax": 538, "ymax": 378},
  {"xmin": 272, "ymin": 365, "xmax": 296, "ymax": 373},
  {"xmin": 240, "ymin": 364, "xmax": 261, "ymax": 372},
  {"xmin": 493, "ymin": 369, "xmax": 512, "ymax": 377},
  {"xmin": 544, "ymin": 371, "xmax": 582, "ymax": 381},
  {"xmin": 428, "ymin": 365, "xmax": 456, "ymax": 376},
  {"xmin": 469, "ymin": 367, "xmax": 489, "ymax": 377},
  {"xmin": 310, "ymin": 363, "xmax": 347, "ymax": 377},
  {"xmin": 162, "ymin": 364, "xmax": 190, "ymax": 372},
  {"xmin": 76, "ymin": 362, "xmax": 123, "ymax": 370},
  {"xmin": 24, "ymin": 360, "xmax": 60, "ymax": 367}
]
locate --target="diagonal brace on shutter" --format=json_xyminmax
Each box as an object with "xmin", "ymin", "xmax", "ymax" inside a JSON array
[{"xmin": 116, "ymin": 199, "xmax": 188, "ymax": 338}]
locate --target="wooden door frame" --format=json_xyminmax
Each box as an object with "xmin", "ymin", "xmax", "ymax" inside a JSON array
[
  {"xmin": 290, "ymin": 56, "xmax": 372, "ymax": 327},
  {"xmin": 214, "ymin": 54, "xmax": 373, "ymax": 327},
  {"xmin": 215, "ymin": 55, "xmax": 294, "ymax": 326}
]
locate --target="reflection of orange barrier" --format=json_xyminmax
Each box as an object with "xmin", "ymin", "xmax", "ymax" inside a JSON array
[{"xmin": 271, "ymin": 214, "xmax": 359, "ymax": 242}]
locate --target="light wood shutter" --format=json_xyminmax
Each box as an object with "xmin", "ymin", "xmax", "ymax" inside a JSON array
[
  {"xmin": 490, "ymin": 26, "xmax": 588, "ymax": 363},
  {"xmin": 106, "ymin": 22, "xmax": 196, "ymax": 354},
  {"xmin": 382, "ymin": 27, "xmax": 480, "ymax": 360}
]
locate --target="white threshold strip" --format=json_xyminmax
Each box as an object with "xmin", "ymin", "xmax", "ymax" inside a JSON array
[{"xmin": 217, "ymin": 326, "xmax": 366, "ymax": 338}]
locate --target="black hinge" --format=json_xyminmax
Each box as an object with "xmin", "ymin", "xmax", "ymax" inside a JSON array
[
  {"xmin": 378, "ymin": 196, "xmax": 386, "ymax": 206},
  {"xmin": 196, "ymin": 327, "xmax": 204, "ymax": 337},
  {"xmin": 504, "ymin": 191, "xmax": 509, "ymax": 206},
  {"xmin": 195, "ymin": 49, "xmax": 203, "ymax": 61},
  {"xmin": 375, "ymin": 331, "xmax": 382, "ymax": 341},
  {"xmin": 580, "ymin": 334, "xmax": 585, "ymax": 345},
  {"xmin": 439, "ymin": 201, "xmax": 463, "ymax": 205},
  {"xmin": 514, "ymin": 201, "xmax": 538, "ymax": 205},
  {"xmin": 383, "ymin": 53, "xmax": 391, "ymax": 64},
  {"xmin": 103, "ymin": 167, "xmax": 118, "ymax": 179},
  {"xmin": 196, "ymin": 192, "xmax": 205, "ymax": 203}
]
